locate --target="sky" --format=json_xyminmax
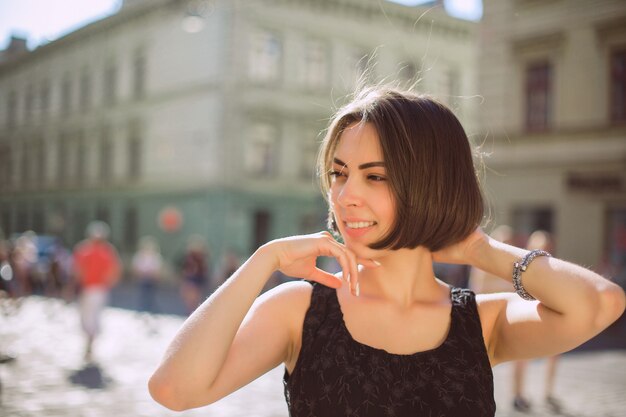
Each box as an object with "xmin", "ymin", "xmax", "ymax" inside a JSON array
[
  {"xmin": 0, "ymin": 0, "xmax": 482, "ymax": 51},
  {"xmin": 0, "ymin": 0, "xmax": 122, "ymax": 50}
]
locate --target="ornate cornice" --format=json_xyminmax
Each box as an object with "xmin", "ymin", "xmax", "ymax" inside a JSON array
[
  {"xmin": 267, "ymin": 0, "xmax": 474, "ymax": 37},
  {"xmin": 0, "ymin": 0, "xmax": 181, "ymax": 75},
  {"xmin": 595, "ymin": 15, "xmax": 626, "ymax": 42},
  {"xmin": 510, "ymin": 31, "xmax": 565, "ymax": 56},
  {"xmin": 0, "ymin": 0, "xmax": 474, "ymax": 77}
]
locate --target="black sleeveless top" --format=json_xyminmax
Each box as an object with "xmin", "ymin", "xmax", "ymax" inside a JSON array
[{"xmin": 283, "ymin": 283, "xmax": 495, "ymax": 417}]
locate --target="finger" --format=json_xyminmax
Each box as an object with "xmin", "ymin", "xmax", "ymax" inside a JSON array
[
  {"xmin": 343, "ymin": 249, "xmax": 359, "ymax": 296},
  {"xmin": 309, "ymin": 268, "xmax": 342, "ymax": 289},
  {"xmin": 317, "ymin": 237, "xmax": 351, "ymax": 286}
]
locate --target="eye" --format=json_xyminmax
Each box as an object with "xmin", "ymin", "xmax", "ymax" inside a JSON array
[
  {"xmin": 367, "ymin": 174, "xmax": 386, "ymax": 182},
  {"xmin": 329, "ymin": 170, "xmax": 346, "ymax": 179}
]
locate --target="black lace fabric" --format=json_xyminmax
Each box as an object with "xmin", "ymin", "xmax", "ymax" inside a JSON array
[{"xmin": 283, "ymin": 283, "xmax": 496, "ymax": 417}]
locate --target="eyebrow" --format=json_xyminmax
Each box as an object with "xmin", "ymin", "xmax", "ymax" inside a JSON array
[{"xmin": 333, "ymin": 157, "xmax": 386, "ymax": 170}]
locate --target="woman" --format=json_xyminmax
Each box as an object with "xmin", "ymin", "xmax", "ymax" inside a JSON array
[
  {"xmin": 131, "ymin": 236, "xmax": 163, "ymax": 315},
  {"xmin": 179, "ymin": 236, "xmax": 210, "ymax": 314},
  {"xmin": 149, "ymin": 88, "xmax": 625, "ymax": 416}
]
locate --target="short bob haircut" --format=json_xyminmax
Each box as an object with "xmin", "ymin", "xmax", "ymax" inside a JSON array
[{"xmin": 318, "ymin": 87, "xmax": 484, "ymax": 252}]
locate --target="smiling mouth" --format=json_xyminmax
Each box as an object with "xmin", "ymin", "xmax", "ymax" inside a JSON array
[{"xmin": 345, "ymin": 221, "xmax": 377, "ymax": 229}]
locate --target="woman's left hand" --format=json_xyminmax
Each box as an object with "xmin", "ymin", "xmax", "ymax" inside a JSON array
[{"xmin": 432, "ymin": 228, "xmax": 489, "ymax": 266}]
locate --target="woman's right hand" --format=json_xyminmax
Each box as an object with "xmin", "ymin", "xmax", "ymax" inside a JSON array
[{"xmin": 264, "ymin": 231, "xmax": 378, "ymax": 295}]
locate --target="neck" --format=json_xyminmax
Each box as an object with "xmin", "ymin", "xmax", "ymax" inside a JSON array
[{"xmin": 358, "ymin": 246, "xmax": 446, "ymax": 308}]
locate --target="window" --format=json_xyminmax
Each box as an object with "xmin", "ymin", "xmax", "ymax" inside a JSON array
[
  {"xmin": 57, "ymin": 134, "xmax": 68, "ymax": 185},
  {"xmin": 127, "ymin": 121, "xmax": 142, "ymax": 180},
  {"xmin": 300, "ymin": 127, "xmax": 319, "ymax": 180},
  {"xmin": 40, "ymin": 79, "xmax": 50, "ymax": 119},
  {"xmin": 99, "ymin": 126, "xmax": 113, "ymax": 182},
  {"xmin": 525, "ymin": 61, "xmax": 552, "ymax": 132},
  {"xmin": 248, "ymin": 30, "xmax": 282, "ymax": 82},
  {"xmin": 20, "ymin": 143, "xmax": 30, "ymax": 187},
  {"xmin": 133, "ymin": 49, "xmax": 146, "ymax": 99},
  {"xmin": 80, "ymin": 69, "xmax": 92, "ymax": 111},
  {"xmin": 61, "ymin": 73, "xmax": 72, "ymax": 117},
  {"xmin": 6, "ymin": 90, "xmax": 16, "ymax": 128},
  {"xmin": 245, "ymin": 123, "xmax": 278, "ymax": 177},
  {"xmin": 103, "ymin": 62, "xmax": 117, "ymax": 106},
  {"xmin": 611, "ymin": 49, "xmax": 626, "ymax": 124},
  {"xmin": 76, "ymin": 131, "xmax": 86, "ymax": 185},
  {"xmin": 35, "ymin": 137, "xmax": 46, "ymax": 187},
  {"xmin": 24, "ymin": 84, "xmax": 34, "ymax": 123},
  {"xmin": 298, "ymin": 39, "xmax": 328, "ymax": 89}
]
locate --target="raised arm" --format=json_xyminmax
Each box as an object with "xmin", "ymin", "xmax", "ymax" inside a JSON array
[
  {"xmin": 149, "ymin": 232, "xmax": 373, "ymax": 411},
  {"xmin": 434, "ymin": 229, "xmax": 626, "ymax": 365}
]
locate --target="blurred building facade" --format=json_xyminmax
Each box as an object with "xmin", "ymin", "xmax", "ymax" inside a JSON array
[
  {"xmin": 0, "ymin": 0, "xmax": 478, "ymax": 263},
  {"xmin": 479, "ymin": 0, "xmax": 626, "ymax": 279}
]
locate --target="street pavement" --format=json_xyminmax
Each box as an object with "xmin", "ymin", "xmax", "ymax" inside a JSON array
[{"xmin": 1, "ymin": 285, "xmax": 625, "ymax": 417}]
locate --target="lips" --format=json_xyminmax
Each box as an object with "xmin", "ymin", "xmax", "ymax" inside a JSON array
[
  {"xmin": 345, "ymin": 221, "xmax": 377, "ymax": 229},
  {"xmin": 340, "ymin": 218, "xmax": 377, "ymax": 239}
]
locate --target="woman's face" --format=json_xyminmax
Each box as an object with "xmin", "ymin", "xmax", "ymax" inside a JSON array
[{"xmin": 329, "ymin": 122, "xmax": 395, "ymax": 255}]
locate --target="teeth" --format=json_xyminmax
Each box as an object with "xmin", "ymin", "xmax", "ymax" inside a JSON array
[{"xmin": 346, "ymin": 221, "xmax": 375, "ymax": 229}]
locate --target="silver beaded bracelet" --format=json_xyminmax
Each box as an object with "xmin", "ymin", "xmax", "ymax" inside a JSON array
[{"xmin": 512, "ymin": 249, "xmax": 551, "ymax": 300}]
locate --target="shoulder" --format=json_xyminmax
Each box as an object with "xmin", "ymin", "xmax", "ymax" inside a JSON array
[
  {"xmin": 253, "ymin": 281, "xmax": 316, "ymax": 367},
  {"xmin": 255, "ymin": 280, "xmax": 315, "ymax": 315}
]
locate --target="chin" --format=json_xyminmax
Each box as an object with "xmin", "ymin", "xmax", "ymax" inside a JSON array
[{"xmin": 342, "ymin": 238, "xmax": 379, "ymax": 259}]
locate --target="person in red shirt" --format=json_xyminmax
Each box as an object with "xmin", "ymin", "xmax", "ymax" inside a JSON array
[{"xmin": 73, "ymin": 221, "xmax": 121, "ymax": 361}]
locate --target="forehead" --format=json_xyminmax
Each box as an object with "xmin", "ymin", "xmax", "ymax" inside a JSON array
[{"xmin": 333, "ymin": 122, "xmax": 383, "ymax": 162}]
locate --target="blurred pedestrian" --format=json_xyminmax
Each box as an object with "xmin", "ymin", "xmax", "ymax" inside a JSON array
[
  {"xmin": 131, "ymin": 236, "xmax": 163, "ymax": 315},
  {"xmin": 150, "ymin": 87, "xmax": 625, "ymax": 415},
  {"xmin": 0, "ymin": 239, "xmax": 15, "ymax": 297},
  {"xmin": 179, "ymin": 236, "xmax": 210, "ymax": 314},
  {"xmin": 47, "ymin": 238, "xmax": 73, "ymax": 300},
  {"xmin": 73, "ymin": 221, "xmax": 121, "ymax": 362},
  {"xmin": 214, "ymin": 249, "xmax": 240, "ymax": 292},
  {"xmin": 11, "ymin": 234, "xmax": 37, "ymax": 297}
]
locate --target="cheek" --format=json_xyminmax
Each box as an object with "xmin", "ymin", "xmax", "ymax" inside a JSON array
[{"xmin": 379, "ymin": 189, "xmax": 397, "ymax": 223}]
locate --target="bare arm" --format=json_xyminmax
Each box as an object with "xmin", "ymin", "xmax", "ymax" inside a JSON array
[
  {"xmin": 149, "ymin": 232, "xmax": 375, "ymax": 411},
  {"xmin": 435, "ymin": 230, "xmax": 626, "ymax": 365}
]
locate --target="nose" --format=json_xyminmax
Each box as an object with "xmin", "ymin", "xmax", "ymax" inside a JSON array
[{"xmin": 336, "ymin": 175, "xmax": 363, "ymax": 208}]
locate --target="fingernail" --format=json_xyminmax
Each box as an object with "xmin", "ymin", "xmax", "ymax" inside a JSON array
[
  {"xmin": 372, "ymin": 260, "xmax": 381, "ymax": 266},
  {"xmin": 356, "ymin": 282, "xmax": 360, "ymax": 297},
  {"xmin": 347, "ymin": 273, "xmax": 351, "ymax": 285}
]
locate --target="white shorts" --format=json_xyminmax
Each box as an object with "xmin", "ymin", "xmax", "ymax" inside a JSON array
[{"xmin": 79, "ymin": 287, "xmax": 109, "ymax": 337}]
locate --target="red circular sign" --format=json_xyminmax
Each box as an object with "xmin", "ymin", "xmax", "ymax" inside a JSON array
[{"xmin": 158, "ymin": 207, "xmax": 183, "ymax": 232}]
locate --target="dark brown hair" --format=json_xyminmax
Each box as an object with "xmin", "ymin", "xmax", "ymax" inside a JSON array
[{"xmin": 318, "ymin": 87, "xmax": 483, "ymax": 252}]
